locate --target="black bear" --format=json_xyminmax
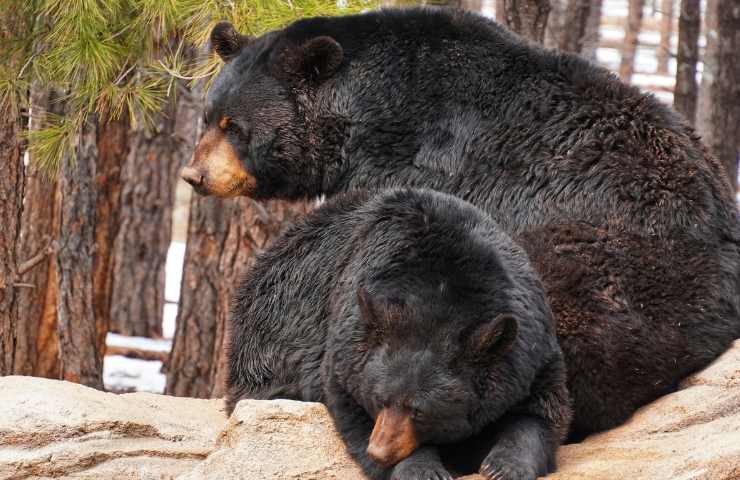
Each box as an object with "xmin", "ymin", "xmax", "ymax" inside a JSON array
[
  {"xmin": 184, "ymin": 8, "xmax": 740, "ymax": 436},
  {"xmin": 227, "ymin": 188, "xmax": 571, "ymax": 480}
]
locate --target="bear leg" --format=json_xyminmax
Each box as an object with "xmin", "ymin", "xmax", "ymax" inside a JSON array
[{"xmin": 478, "ymin": 357, "xmax": 571, "ymax": 480}]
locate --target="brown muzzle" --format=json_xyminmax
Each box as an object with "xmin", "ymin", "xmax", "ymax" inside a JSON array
[
  {"xmin": 367, "ymin": 408, "xmax": 418, "ymax": 467},
  {"xmin": 181, "ymin": 126, "xmax": 255, "ymax": 197}
]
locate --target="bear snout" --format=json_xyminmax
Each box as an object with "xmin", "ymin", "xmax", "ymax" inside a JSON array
[{"xmin": 367, "ymin": 407, "xmax": 418, "ymax": 466}]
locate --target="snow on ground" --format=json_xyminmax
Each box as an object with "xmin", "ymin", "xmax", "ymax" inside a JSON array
[
  {"xmin": 107, "ymin": 333, "xmax": 172, "ymax": 352},
  {"xmin": 104, "ymin": 356, "xmax": 166, "ymax": 393}
]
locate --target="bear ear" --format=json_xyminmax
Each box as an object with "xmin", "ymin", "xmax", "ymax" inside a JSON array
[
  {"xmin": 469, "ymin": 314, "xmax": 518, "ymax": 360},
  {"xmin": 277, "ymin": 36, "xmax": 344, "ymax": 82},
  {"xmin": 210, "ymin": 22, "xmax": 253, "ymax": 62}
]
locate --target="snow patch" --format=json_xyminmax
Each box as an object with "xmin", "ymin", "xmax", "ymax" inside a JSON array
[{"xmin": 104, "ymin": 356, "xmax": 166, "ymax": 394}]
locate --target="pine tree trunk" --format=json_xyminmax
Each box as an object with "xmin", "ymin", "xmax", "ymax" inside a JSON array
[
  {"xmin": 461, "ymin": 0, "xmax": 483, "ymax": 10},
  {"xmin": 16, "ymin": 86, "xmax": 65, "ymax": 378},
  {"xmin": 559, "ymin": 0, "xmax": 592, "ymax": 53},
  {"xmin": 656, "ymin": 0, "xmax": 674, "ymax": 74},
  {"xmin": 619, "ymin": 0, "xmax": 645, "ymax": 82},
  {"xmin": 93, "ymin": 115, "xmax": 127, "ymax": 353},
  {"xmin": 15, "ymin": 167, "xmax": 61, "ymax": 378},
  {"xmin": 696, "ymin": 0, "xmax": 718, "ymax": 140},
  {"xmin": 580, "ymin": 0, "xmax": 603, "ymax": 60},
  {"xmin": 0, "ymin": 88, "xmax": 24, "ymax": 376},
  {"xmin": 110, "ymin": 97, "xmax": 188, "ymax": 338},
  {"xmin": 673, "ymin": 0, "xmax": 700, "ymax": 123},
  {"xmin": 496, "ymin": 0, "xmax": 507, "ymax": 21},
  {"xmin": 165, "ymin": 197, "xmax": 310, "ymax": 398},
  {"xmin": 545, "ymin": 0, "xmax": 565, "ymax": 49},
  {"xmin": 56, "ymin": 116, "xmax": 103, "ymax": 388},
  {"xmin": 706, "ymin": 0, "xmax": 739, "ymax": 189},
  {"xmin": 499, "ymin": 0, "xmax": 551, "ymax": 43},
  {"xmin": 0, "ymin": 9, "xmax": 25, "ymax": 375}
]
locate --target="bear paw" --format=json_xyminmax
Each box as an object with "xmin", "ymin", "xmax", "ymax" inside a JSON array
[
  {"xmin": 479, "ymin": 458, "xmax": 538, "ymax": 480},
  {"xmin": 390, "ymin": 459, "xmax": 454, "ymax": 480}
]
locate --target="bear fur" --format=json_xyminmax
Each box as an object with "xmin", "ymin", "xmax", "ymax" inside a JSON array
[
  {"xmin": 227, "ymin": 189, "xmax": 571, "ymax": 480},
  {"xmin": 189, "ymin": 7, "xmax": 740, "ymax": 437}
]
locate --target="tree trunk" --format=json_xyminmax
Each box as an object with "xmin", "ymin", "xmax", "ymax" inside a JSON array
[
  {"xmin": 619, "ymin": 0, "xmax": 645, "ymax": 82},
  {"xmin": 706, "ymin": 0, "xmax": 739, "ymax": 189},
  {"xmin": 558, "ymin": 0, "xmax": 591, "ymax": 53},
  {"xmin": 110, "ymin": 98, "xmax": 187, "ymax": 338},
  {"xmin": 16, "ymin": 171, "xmax": 61, "ymax": 378},
  {"xmin": 165, "ymin": 197, "xmax": 310, "ymax": 398},
  {"xmin": 580, "ymin": 0, "xmax": 603, "ymax": 60},
  {"xmin": 0, "ymin": 86, "xmax": 24, "ymax": 376},
  {"xmin": 14, "ymin": 86, "xmax": 65, "ymax": 379},
  {"xmin": 461, "ymin": 0, "xmax": 484, "ymax": 10},
  {"xmin": 93, "ymin": 115, "xmax": 127, "ymax": 353},
  {"xmin": 56, "ymin": 116, "xmax": 103, "ymax": 389},
  {"xmin": 0, "ymin": 11, "xmax": 25, "ymax": 375},
  {"xmin": 673, "ymin": 0, "xmax": 700, "ymax": 123},
  {"xmin": 696, "ymin": 0, "xmax": 718, "ymax": 140},
  {"xmin": 496, "ymin": 0, "xmax": 507, "ymax": 21},
  {"xmin": 499, "ymin": 0, "xmax": 551, "ymax": 44},
  {"xmin": 656, "ymin": 0, "xmax": 674, "ymax": 74}
]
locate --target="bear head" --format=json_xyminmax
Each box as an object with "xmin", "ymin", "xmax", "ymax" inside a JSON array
[
  {"xmin": 353, "ymin": 287, "xmax": 519, "ymax": 467},
  {"xmin": 181, "ymin": 21, "xmax": 344, "ymax": 199}
]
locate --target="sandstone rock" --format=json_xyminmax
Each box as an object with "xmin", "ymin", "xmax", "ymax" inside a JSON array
[
  {"xmin": 178, "ymin": 399, "xmax": 366, "ymax": 480},
  {"xmin": 544, "ymin": 339, "xmax": 740, "ymax": 480},
  {"xmin": 1, "ymin": 339, "xmax": 738, "ymax": 480},
  {"xmin": 0, "ymin": 376, "xmax": 225, "ymax": 479}
]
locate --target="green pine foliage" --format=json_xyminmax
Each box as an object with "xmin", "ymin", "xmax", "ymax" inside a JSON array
[{"xmin": 3, "ymin": 0, "xmax": 375, "ymax": 175}]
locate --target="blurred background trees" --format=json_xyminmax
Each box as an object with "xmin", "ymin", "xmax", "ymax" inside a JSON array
[{"xmin": 1, "ymin": 0, "xmax": 738, "ymax": 397}]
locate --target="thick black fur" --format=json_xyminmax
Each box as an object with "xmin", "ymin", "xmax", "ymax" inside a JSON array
[
  {"xmin": 208, "ymin": 7, "xmax": 740, "ymax": 438},
  {"xmin": 227, "ymin": 189, "xmax": 571, "ymax": 480}
]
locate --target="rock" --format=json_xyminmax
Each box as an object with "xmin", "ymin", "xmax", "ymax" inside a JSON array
[
  {"xmin": 1, "ymin": 339, "xmax": 738, "ymax": 480},
  {"xmin": 178, "ymin": 400, "xmax": 366, "ymax": 480},
  {"xmin": 545, "ymin": 339, "xmax": 740, "ymax": 480},
  {"xmin": 0, "ymin": 376, "xmax": 225, "ymax": 479}
]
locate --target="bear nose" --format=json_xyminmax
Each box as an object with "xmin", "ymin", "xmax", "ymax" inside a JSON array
[{"xmin": 181, "ymin": 167, "xmax": 204, "ymax": 187}]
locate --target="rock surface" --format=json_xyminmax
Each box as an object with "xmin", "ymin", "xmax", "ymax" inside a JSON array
[
  {"xmin": 178, "ymin": 400, "xmax": 365, "ymax": 480},
  {"xmin": 0, "ymin": 376, "xmax": 225, "ymax": 479},
  {"xmin": 1, "ymin": 339, "xmax": 738, "ymax": 480}
]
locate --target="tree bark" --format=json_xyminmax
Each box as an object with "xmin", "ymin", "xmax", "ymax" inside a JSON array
[
  {"xmin": 656, "ymin": 0, "xmax": 674, "ymax": 74},
  {"xmin": 696, "ymin": 0, "xmax": 718, "ymax": 140},
  {"xmin": 496, "ymin": 0, "xmax": 507, "ymax": 21},
  {"xmin": 16, "ymin": 163, "xmax": 61, "ymax": 378},
  {"xmin": 558, "ymin": 0, "xmax": 591, "ymax": 53},
  {"xmin": 16, "ymin": 171, "xmax": 61, "ymax": 378},
  {"xmin": 14, "ymin": 86, "xmax": 65, "ymax": 379},
  {"xmin": 705, "ymin": 0, "xmax": 739, "ymax": 189},
  {"xmin": 499, "ymin": 0, "xmax": 551, "ymax": 44},
  {"xmin": 580, "ymin": 0, "xmax": 603, "ymax": 60},
  {"xmin": 56, "ymin": 116, "xmax": 103, "ymax": 389},
  {"xmin": 673, "ymin": 0, "xmax": 700, "ymax": 124},
  {"xmin": 93, "ymin": 115, "xmax": 127, "ymax": 352},
  {"xmin": 544, "ymin": 0, "xmax": 565, "ymax": 49},
  {"xmin": 619, "ymin": 0, "xmax": 645, "ymax": 82},
  {"xmin": 109, "ymin": 99, "xmax": 187, "ymax": 338},
  {"xmin": 165, "ymin": 196, "xmax": 310, "ymax": 398},
  {"xmin": 0, "ymin": 10, "xmax": 25, "ymax": 375}
]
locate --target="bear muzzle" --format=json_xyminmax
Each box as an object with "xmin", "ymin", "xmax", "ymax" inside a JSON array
[
  {"xmin": 181, "ymin": 127, "xmax": 256, "ymax": 198},
  {"xmin": 367, "ymin": 407, "xmax": 418, "ymax": 467}
]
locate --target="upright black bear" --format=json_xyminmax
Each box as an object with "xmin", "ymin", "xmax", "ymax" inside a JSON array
[
  {"xmin": 182, "ymin": 8, "xmax": 740, "ymax": 437},
  {"xmin": 227, "ymin": 188, "xmax": 571, "ymax": 480}
]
